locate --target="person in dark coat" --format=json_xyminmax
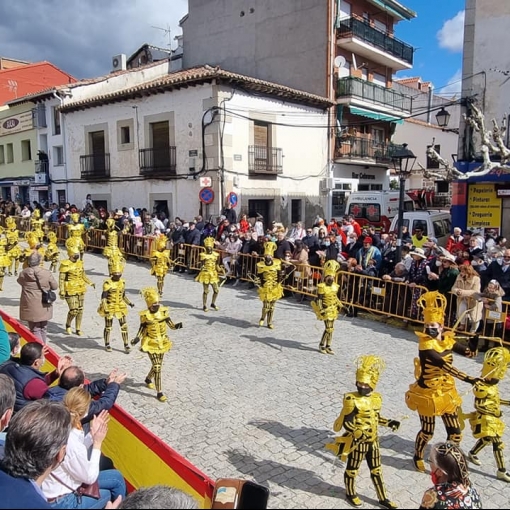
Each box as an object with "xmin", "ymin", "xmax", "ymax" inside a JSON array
[
  {"xmin": 275, "ymin": 231, "xmax": 292, "ymax": 260},
  {"xmin": 222, "ymin": 203, "xmax": 237, "ymax": 225},
  {"xmin": 481, "ymin": 248, "xmax": 510, "ymax": 302}
]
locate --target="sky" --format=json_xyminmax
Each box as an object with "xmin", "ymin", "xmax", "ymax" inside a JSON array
[{"xmin": 0, "ymin": 0, "xmax": 464, "ymax": 96}]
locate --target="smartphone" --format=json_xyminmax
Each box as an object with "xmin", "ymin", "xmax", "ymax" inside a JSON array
[{"xmin": 237, "ymin": 481, "xmax": 269, "ymax": 510}]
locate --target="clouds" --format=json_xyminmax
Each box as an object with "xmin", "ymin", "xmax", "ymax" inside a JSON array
[
  {"xmin": 437, "ymin": 10, "xmax": 465, "ymax": 52},
  {"xmin": 0, "ymin": 0, "xmax": 188, "ymax": 79},
  {"xmin": 436, "ymin": 69, "xmax": 462, "ymax": 98}
]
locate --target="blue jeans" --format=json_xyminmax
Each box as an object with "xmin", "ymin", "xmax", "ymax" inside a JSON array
[{"xmin": 51, "ymin": 470, "xmax": 126, "ymax": 509}]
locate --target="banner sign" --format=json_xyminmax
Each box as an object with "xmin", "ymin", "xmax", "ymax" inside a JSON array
[
  {"xmin": 0, "ymin": 111, "xmax": 34, "ymax": 136},
  {"xmin": 467, "ymin": 183, "xmax": 501, "ymax": 228}
]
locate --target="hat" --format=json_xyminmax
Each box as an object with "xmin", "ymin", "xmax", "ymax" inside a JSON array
[
  {"xmin": 441, "ymin": 252, "xmax": 456, "ymax": 263},
  {"xmin": 411, "ymin": 248, "xmax": 427, "ymax": 259},
  {"xmin": 363, "ymin": 237, "xmax": 373, "ymax": 244},
  {"xmin": 418, "ymin": 291, "xmax": 447, "ymax": 325},
  {"xmin": 114, "ymin": 209, "xmax": 123, "ymax": 216}
]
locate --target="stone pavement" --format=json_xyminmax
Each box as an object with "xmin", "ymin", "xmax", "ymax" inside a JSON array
[{"xmin": 1, "ymin": 248, "xmax": 509, "ymax": 509}]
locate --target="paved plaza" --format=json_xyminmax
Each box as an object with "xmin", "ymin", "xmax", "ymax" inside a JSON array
[{"xmin": 1, "ymin": 248, "xmax": 509, "ymax": 509}]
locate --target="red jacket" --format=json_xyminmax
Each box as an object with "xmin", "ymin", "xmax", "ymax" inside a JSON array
[{"xmin": 445, "ymin": 235, "xmax": 464, "ymax": 254}]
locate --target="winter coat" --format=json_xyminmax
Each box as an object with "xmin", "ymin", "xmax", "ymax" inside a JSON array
[
  {"xmin": 451, "ymin": 274, "xmax": 483, "ymax": 323},
  {"xmin": 17, "ymin": 266, "xmax": 58, "ymax": 322}
]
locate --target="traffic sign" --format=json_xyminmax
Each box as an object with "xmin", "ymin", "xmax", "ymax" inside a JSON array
[
  {"xmin": 199, "ymin": 176, "xmax": 212, "ymax": 187},
  {"xmin": 199, "ymin": 187, "xmax": 214, "ymax": 204},
  {"xmin": 227, "ymin": 191, "xmax": 238, "ymax": 207}
]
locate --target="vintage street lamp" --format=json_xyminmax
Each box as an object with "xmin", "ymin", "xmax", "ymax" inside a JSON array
[
  {"xmin": 435, "ymin": 107, "xmax": 459, "ymax": 134},
  {"xmin": 392, "ymin": 143, "xmax": 416, "ymax": 261}
]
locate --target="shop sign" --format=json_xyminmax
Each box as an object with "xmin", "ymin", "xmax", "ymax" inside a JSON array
[
  {"xmin": 0, "ymin": 111, "xmax": 34, "ymax": 136},
  {"xmin": 467, "ymin": 183, "xmax": 501, "ymax": 228}
]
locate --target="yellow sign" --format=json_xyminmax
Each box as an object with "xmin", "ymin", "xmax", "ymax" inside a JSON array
[
  {"xmin": 0, "ymin": 111, "xmax": 33, "ymax": 136},
  {"xmin": 467, "ymin": 183, "xmax": 501, "ymax": 228}
]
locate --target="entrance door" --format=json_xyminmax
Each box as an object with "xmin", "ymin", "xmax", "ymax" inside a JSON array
[
  {"xmin": 248, "ymin": 199, "xmax": 272, "ymax": 226},
  {"xmin": 332, "ymin": 191, "xmax": 347, "ymax": 217},
  {"xmin": 153, "ymin": 200, "xmax": 169, "ymax": 218}
]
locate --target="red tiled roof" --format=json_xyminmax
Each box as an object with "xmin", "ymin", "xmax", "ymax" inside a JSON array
[
  {"xmin": 394, "ymin": 77, "xmax": 420, "ymax": 84},
  {"xmin": 60, "ymin": 65, "xmax": 333, "ymax": 112}
]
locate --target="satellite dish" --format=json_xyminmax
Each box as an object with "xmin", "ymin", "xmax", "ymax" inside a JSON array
[{"xmin": 334, "ymin": 55, "xmax": 346, "ymax": 68}]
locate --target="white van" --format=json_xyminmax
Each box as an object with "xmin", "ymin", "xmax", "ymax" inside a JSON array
[
  {"xmin": 345, "ymin": 191, "xmax": 414, "ymax": 232},
  {"xmin": 389, "ymin": 210, "xmax": 452, "ymax": 248}
]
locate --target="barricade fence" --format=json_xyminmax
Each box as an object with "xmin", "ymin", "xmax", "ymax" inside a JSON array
[{"xmin": 1, "ymin": 214, "xmax": 508, "ymax": 346}]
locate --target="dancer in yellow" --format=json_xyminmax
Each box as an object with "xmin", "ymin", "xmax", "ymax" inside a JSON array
[
  {"xmin": 44, "ymin": 231, "xmax": 60, "ymax": 272},
  {"xmin": 98, "ymin": 254, "xmax": 134, "ymax": 353},
  {"xmin": 22, "ymin": 231, "xmax": 45, "ymax": 269},
  {"xmin": 326, "ymin": 355, "xmax": 400, "ymax": 509},
  {"xmin": 59, "ymin": 237, "xmax": 95, "ymax": 335},
  {"xmin": 131, "ymin": 287, "xmax": 183, "ymax": 402},
  {"xmin": 30, "ymin": 208, "xmax": 45, "ymax": 244},
  {"xmin": 195, "ymin": 236, "xmax": 223, "ymax": 312},
  {"xmin": 102, "ymin": 217, "xmax": 125, "ymax": 276},
  {"xmin": 256, "ymin": 241, "xmax": 284, "ymax": 329},
  {"xmin": 5, "ymin": 216, "xmax": 22, "ymax": 276},
  {"xmin": 150, "ymin": 236, "xmax": 174, "ymax": 297},
  {"xmin": 311, "ymin": 260, "xmax": 343, "ymax": 354},
  {"xmin": 0, "ymin": 230, "xmax": 10, "ymax": 291},
  {"xmin": 67, "ymin": 212, "xmax": 86, "ymax": 259},
  {"xmin": 464, "ymin": 346, "xmax": 510, "ymax": 482},
  {"xmin": 405, "ymin": 291, "xmax": 479, "ymax": 472}
]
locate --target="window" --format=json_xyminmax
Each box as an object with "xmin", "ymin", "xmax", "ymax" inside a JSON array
[
  {"xmin": 348, "ymin": 202, "xmax": 380, "ymax": 222},
  {"xmin": 53, "ymin": 146, "xmax": 64, "ymax": 166},
  {"xmin": 0, "ymin": 145, "xmax": 4, "ymax": 165},
  {"xmin": 120, "ymin": 126, "xmax": 131, "ymax": 144},
  {"xmin": 6, "ymin": 143, "xmax": 13, "ymax": 163},
  {"xmin": 433, "ymin": 220, "xmax": 446, "ymax": 238},
  {"xmin": 370, "ymin": 184, "xmax": 383, "ymax": 190},
  {"xmin": 373, "ymin": 72, "xmax": 387, "ymax": 87},
  {"xmin": 374, "ymin": 19, "xmax": 387, "ymax": 33},
  {"xmin": 21, "ymin": 140, "xmax": 32, "ymax": 161},
  {"xmin": 426, "ymin": 145, "xmax": 440, "ymax": 169},
  {"xmin": 436, "ymin": 180, "xmax": 449, "ymax": 193},
  {"xmin": 291, "ymin": 199, "xmax": 302, "ymax": 223},
  {"xmin": 53, "ymin": 107, "xmax": 61, "ymax": 135},
  {"xmin": 412, "ymin": 220, "xmax": 428, "ymax": 235}
]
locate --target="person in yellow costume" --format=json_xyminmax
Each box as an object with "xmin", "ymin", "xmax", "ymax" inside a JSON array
[
  {"xmin": 195, "ymin": 236, "xmax": 223, "ymax": 312},
  {"xmin": 326, "ymin": 355, "xmax": 400, "ymax": 509},
  {"xmin": 311, "ymin": 260, "xmax": 343, "ymax": 355},
  {"xmin": 44, "ymin": 231, "xmax": 60, "ymax": 272},
  {"xmin": 66, "ymin": 212, "xmax": 86, "ymax": 259},
  {"xmin": 256, "ymin": 241, "xmax": 284, "ymax": 329},
  {"xmin": 464, "ymin": 346, "xmax": 510, "ymax": 482},
  {"xmin": 30, "ymin": 208, "xmax": 45, "ymax": 244},
  {"xmin": 102, "ymin": 218, "xmax": 125, "ymax": 276},
  {"xmin": 22, "ymin": 231, "xmax": 45, "ymax": 269},
  {"xmin": 405, "ymin": 291, "xmax": 479, "ymax": 472},
  {"xmin": 0, "ymin": 231, "xmax": 11, "ymax": 291},
  {"xmin": 59, "ymin": 237, "xmax": 95, "ymax": 336},
  {"xmin": 97, "ymin": 254, "xmax": 134, "ymax": 353},
  {"xmin": 5, "ymin": 216, "xmax": 22, "ymax": 276},
  {"xmin": 131, "ymin": 287, "xmax": 183, "ymax": 402},
  {"xmin": 150, "ymin": 236, "xmax": 174, "ymax": 297}
]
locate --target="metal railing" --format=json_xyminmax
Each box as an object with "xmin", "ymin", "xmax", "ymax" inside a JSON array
[
  {"xmin": 80, "ymin": 153, "xmax": 111, "ymax": 179},
  {"xmin": 35, "ymin": 161, "xmax": 49, "ymax": 173},
  {"xmin": 139, "ymin": 147, "xmax": 177, "ymax": 176},
  {"xmin": 338, "ymin": 17, "xmax": 413, "ymax": 65},
  {"xmin": 335, "ymin": 136, "xmax": 404, "ymax": 162},
  {"xmin": 248, "ymin": 146, "xmax": 283, "ymax": 175},
  {"xmin": 337, "ymin": 76, "xmax": 412, "ymax": 113}
]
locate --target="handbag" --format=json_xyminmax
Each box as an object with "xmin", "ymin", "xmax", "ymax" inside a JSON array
[
  {"xmin": 33, "ymin": 271, "xmax": 57, "ymax": 305},
  {"xmin": 51, "ymin": 473, "xmax": 101, "ymax": 501}
]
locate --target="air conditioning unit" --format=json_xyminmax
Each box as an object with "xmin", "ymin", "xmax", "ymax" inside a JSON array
[
  {"xmin": 320, "ymin": 178, "xmax": 334, "ymax": 192},
  {"xmin": 112, "ymin": 54, "xmax": 127, "ymax": 72}
]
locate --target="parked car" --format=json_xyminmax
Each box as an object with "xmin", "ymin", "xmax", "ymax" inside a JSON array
[{"xmin": 389, "ymin": 210, "xmax": 452, "ymax": 248}]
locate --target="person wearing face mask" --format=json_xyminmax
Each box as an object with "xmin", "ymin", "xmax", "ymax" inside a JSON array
[
  {"xmin": 481, "ymin": 248, "xmax": 510, "ymax": 302},
  {"xmin": 326, "ymin": 355, "xmax": 400, "ymax": 509},
  {"xmin": 97, "ymin": 255, "xmax": 135, "ymax": 353},
  {"xmin": 419, "ymin": 442, "xmax": 482, "ymax": 509},
  {"xmin": 195, "ymin": 236, "xmax": 223, "ymax": 312},
  {"xmin": 59, "ymin": 238, "xmax": 95, "ymax": 336},
  {"xmin": 405, "ymin": 291, "xmax": 480, "ymax": 473},
  {"xmin": 131, "ymin": 287, "xmax": 183, "ymax": 402}
]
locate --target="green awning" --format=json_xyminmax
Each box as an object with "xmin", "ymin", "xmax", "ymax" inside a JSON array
[{"xmin": 349, "ymin": 106, "xmax": 404, "ymax": 124}]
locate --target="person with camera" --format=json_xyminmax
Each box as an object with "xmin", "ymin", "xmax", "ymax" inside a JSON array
[{"xmin": 17, "ymin": 251, "xmax": 58, "ymax": 345}]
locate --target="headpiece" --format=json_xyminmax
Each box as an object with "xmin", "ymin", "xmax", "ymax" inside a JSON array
[
  {"xmin": 109, "ymin": 254, "xmax": 125, "ymax": 275},
  {"xmin": 431, "ymin": 442, "xmax": 470, "ymax": 487},
  {"xmin": 323, "ymin": 260, "xmax": 340, "ymax": 279},
  {"xmin": 417, "ymin": 291, "xmax": 447, "ymax": 325},
  {"xmin": 32, "ymin": 209, "xmax": 41, "ymax": 219},
  {"xmin": 140, "ymin": 286, "xmax": 160, "ymax": 308},
  {"xmin": 263, "ymin": 241, "xmax": 277, "ymax": 257},
  {"xmin": 71, "ymin": 212, "xmax": 80, "ymax": 223},
  {"xmin": 25, "ymin": 231, "xmax": 39, "ymax": 249},
  {"xmin": 47, "ymin": 231, "xmax": 57, "ymax": 243},
  {"xmin": 106, "ymin": 218, "xmax": 116, "ymax": 230},
  {"xmin": 204, "ymin": 236, "xmax": 215, "ymax": 249},
  {"xmin": 65, "ymin": 236, "xmax": 81, "ymax": 256},
  {"xmin": 156, "ymin": 236, "xmax": 167, "ymax": 251},
  {"xmin": 481, "ymin": 347, "xmax": 510, "ymax": 380},
  {"xmin": 6, "ymin": 216, "xmax": 16, "ymax": 229},
  {"xmin": 355, "ymin": 354, "xmax": 385, "ymax": 390}
]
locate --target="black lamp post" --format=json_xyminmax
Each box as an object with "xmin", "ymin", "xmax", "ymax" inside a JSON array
[
  {"xmin": 435, "ymin": 107, "xmax": 459, "ymax": 134},
  {"xmin": 392, "ymin": 143, "xmax": 416, "ymax": 261}
]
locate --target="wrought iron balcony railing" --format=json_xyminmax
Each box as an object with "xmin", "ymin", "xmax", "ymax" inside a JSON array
[
  {"xmin": 80, "ymin": 153, "xmax": 110, "ymax": 179},
  {"xmin": 335, "ymin": 135, "xmax": 404, "ymax": 163},
  {"xmin": 248, "ymin": 145, "xmax": 283, "ymax": 175},
  {"xmin": 139, "ymin": 147, "xmax": 177, "ymax": 176}
]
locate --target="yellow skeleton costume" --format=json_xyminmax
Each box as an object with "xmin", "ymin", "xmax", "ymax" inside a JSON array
[
  {"xmin": 256, "ymin": 241, "xmax": 284, "ymax": 329},
  {"xmin": 150, "ymin": 236, "xmax": 174, "ymax": 296},
  {"xmin": 5, "ymin": 216, "xmax": 22, "ymax": 276},
  {"xmin": 67, "ymin": 212, "xmax": 86, "ymax": 259},
  {"xmin": 102, "ymin": 218, "xmax": 125, "ymax": 276},
  {"xmin": 195, "ymin": 236, "xmax": 223, "ymax": 312},
  {"xmin": 22, "ymin": 231, "xmax": 45, "ymax": 269},
  {"xmin": 326, "ymin": 355, "xmax": 399, "ymax": 509},
  {"xmin": 465, "ymin": 347, "xmax": 510, "ymax": 482},
  {"xmin": 30, "ymin": 208, "xmax": 45, "ymax": 244},
  {"xmin": 98, "ymin": 255, "xmax": 134, "ymax": 353},
  {"xmin": 131, "ymin": 287, "xmax": 183, "ymax": 402},
  {"xmin": 59, "ymin": 237, "xmax": 95, "ymax": 335},
  {"xmin": 405, "ymin": 291, "xmax": 479, "ymax": 472},
  {"xmin": 311, "ymin": 260, "xmax": 343, "ymax": 355},
  {"xmin": 44, "ymin": 231, "xmax": 60, "ymax": 272},
  {"xmin": 0, "ymin": 230, "xmax": 11, "ymax": 291}
]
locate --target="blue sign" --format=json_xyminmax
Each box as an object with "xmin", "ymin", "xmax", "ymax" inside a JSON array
[
  {"xmin": 227, "ymin": 192, "xmax": 238, "ymax": 207},
  {"xmin": 199, "ymin": 187, "xmax": 214, "ymax": 204}
]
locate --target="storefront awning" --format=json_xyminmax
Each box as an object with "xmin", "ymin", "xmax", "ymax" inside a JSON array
[{"xmin": 349, "ymin": 106, "xmax": 404, "ymax": 124}]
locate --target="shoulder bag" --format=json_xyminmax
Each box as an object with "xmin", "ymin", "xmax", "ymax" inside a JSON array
[
  {"xmin": 51, "ymin": 473, "xmax": 101, "ymax": 502},
  {"xmin": 33, "ymin": 270, "xmax": 57, "ymax": 305}
]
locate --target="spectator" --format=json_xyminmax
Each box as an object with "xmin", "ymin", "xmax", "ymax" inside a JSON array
[
  {"xmin": 476, "ymin": 279, "xmax": 505, "ymax": 350},
  {"xmin": 452, "ymin": 264, "xmax": 482, "ymax": 333},
  {"xmin": 412, "ymin": 227, "xmax": 428, "ymax": 248},
  {"xmin": 3, "ymin": 333, "xmax": 20, "ymax": 363},
  {"xmin": 275, "ymin": 231, "xmax": 292, "ymax": 260},
  {"xmin": 42, "ymin": 388, "xmax": 126, "ymax": 508},
  {"xmin": 437, "ymin": 253, "xmax": 460, "ymax": 296},
  {"xmin": 302, "ymin": 227, "xmax": 318, "ymax": 250},
  {"xmin": 119, "ymin": 485, "xmax": 198, "ymax": 509},
  {"xmin": 254, "ymin": 214, "xmax": 264, "ymax": 237},
  {"xmin": 238, "ymin": 214, "xmax": 250, "ymax": 234},
  {"xmin": 16, "ymin": 251, "xmax": 58, "ymax": 344},
  {"xmin": 0, "ymin": 342, "xmax": 72, "ymax": 411},
  {"xmin": 0, "ymin": 374, "xmax": 15, "ymax": 457},
  {"xmin": 481, "ymin": 248, "xmax": 510, "ymax": 301},
  {"xmin": 445, "ymin": 227, "xmax": 464, "ymax": 254},
  {"xmin": 401, "ymin": 225, "xmax": 412, "ymax": 245},
  {"xmin": 401, "ymin": 245, "xmax": 413, "ymax": 272},
  {"xmin": 222, "ymin": 203, "xmax": 237, "ymax": 225},
  {"xmin": 0, "ymin": 400, "xmax": 71, "ymax": 509},
  {"xmin": 356, "ymin": 237, "xmax": 382, "ymax": 272},
  {"xmin": 0, "ymin": 321, "xmax": 9, "ymax": 365}
]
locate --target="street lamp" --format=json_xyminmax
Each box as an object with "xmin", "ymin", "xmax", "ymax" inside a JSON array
[
  {"xmin": 392, "ymin": 143, "xmax": 416, "ymax": 261},
  {"xmin": 435, "ymin": 107, "xmax": 459, "ymax": 134}
]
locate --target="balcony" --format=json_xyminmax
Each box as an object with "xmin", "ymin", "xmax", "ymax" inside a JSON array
[
  {"xmin": 248, "ymin": 146, "xmax": 283, "ymax": 175},
  {"xmin": 337, "ymin": 17, "xmax": 413, "ymax": 71},
  {"xmin": 335, "ymin": 135, "xmax": 404, "ymax": 164},
  {"xmin": 34, "ymin": 160, "xmax": 49, "ymax": 185},
  {"xmin": 337, "ymin": 76, "xmax": 412, "ymax": 115},
  {"xmin": 80, "ymin": 153, "xmax": 110, "ymax": 179},
  {"xmin": 139, "ymin": 147, "xmax": 176, "ymax": 177}
]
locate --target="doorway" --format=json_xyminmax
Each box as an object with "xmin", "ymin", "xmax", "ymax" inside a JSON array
[{"xmin": 248, "ymin": 199, "xmax": 272, "ymax": 227}]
